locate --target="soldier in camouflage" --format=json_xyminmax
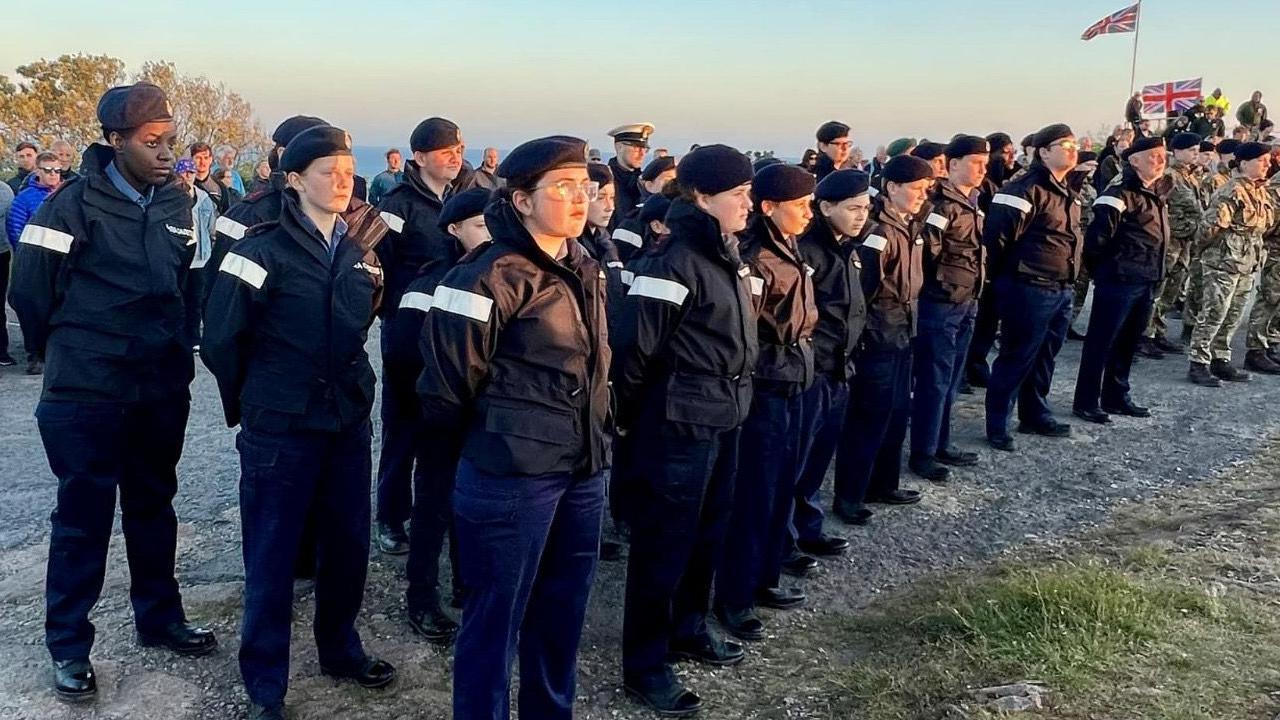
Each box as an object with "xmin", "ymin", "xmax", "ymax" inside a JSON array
[
  {"xmin": 1144, "ymin": 133, "xmax": 1204, "ymax": 353},
  {"xmin": 1187, "ymin": 142, "xmax": 1275, "ymax": 386},
  {"xmin": 1183, "ymin": 139, "xmax": 1240, "ymax": 344},
  {"xmin": 1243, "ymin": 171, "xmax": 1280, "ymax": 373}
]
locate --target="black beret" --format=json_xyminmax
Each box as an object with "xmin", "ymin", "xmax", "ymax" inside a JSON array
[
  {"xmin": 97, "ymin": 83, "xmax": 173, "ymax": 131},
  {"xmin": 676, "ymin": 144, "xmax": 753, "ymax": 195},
  {"xmin": 945, "ymin": 135, "xmax": 990, "ymax": 160},
  {"xmin": 640, "ymin": 156, "xmax": 676, "ymax": 182},
  {"xmin": 814, "ymin": 169, "xmax": 870, "ymax": 202},
  {"xmin": 497, "ymin": 135, "xmax": 588, "ymax": 188},
  {"xmin": 1235, "ymin": 141, "xmax": 1271, "ymax": 162},
  {"xmin": 639, "ymin": 194, "xmax": 673, "ymax": 224},
  {"xmin": 1032, "ymin": 123, "xmax": 1074, "ymax": 149},
  {"xmin": 272, "ymin": 115, "xmax": 327, "ymax": 146},
  {"xmin": 280, "ymin": 125, "xmax": 353, "ymax": 173},
  {"xmin": 1199, "ymin": 140, "xmax": 1217, "ymax": 152},
  {"xmin": 587, "ymin": 162, "xmax": 613, "ymax": 187},
  {"xmin": 816, "ymin": 121, "xmax": 851, "ymax": 144},
  {"xmin": 986, "ymin": 132, "xmax": 1014, "ymax": 151},
  {"xmin": 410, "ymin": 117, "xmax": 463, "ymax": 153},
  {"xmin": 752, "ymin": 156, "xmax": 785, "ymax": 174},
  {"xmin": 1170, "ymin": 132, "xmax": 1201, "ymax": 152},
  {"xmin": 752, "ymin": 163, "xmax": 816, "ymax": 203},
  {"xmin": 1020, "ymin": 134, "xmax": 1036, "ymax": 148},
  {"xmin": 882, "ymin": 155, "xmax": 935, "ymax": 185},
  {"xmin": 1122, "ymin": 135, "xmax": 1165, "ymax": 160},
  {"xmin": 912, "ymin": 141, "xmax": 946, "ymax": 161},
  {"xmin": 1077, "ymin": 151, "xmax": 1099, "ymax": 164},
  {"xmin": 1216, "ymin": 139, "xmax": 1242, "ymax": 156},
  {"xmin": 438, "ymin": 187, "xmax": 492, "ymax": 230}
]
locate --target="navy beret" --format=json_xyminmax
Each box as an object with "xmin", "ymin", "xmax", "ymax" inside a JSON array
[
  {"xmin": 945, "ymin": 135, "xmax": 990, "ymax": 160},
  {"xmin": 1199, "ymin": 140, "xmax": 1217, "ymax": 153},
  {"xmin": 1216, "ymin": 139, "xmax": 1242, "ymax": 156},
  {"xmin": 641, "ymin": 156, "xmax": 676, "ymax": 181},
  {"xmin": 97, "ymin": 83, "xmax": 173, "ymax": 131},
  {"xmin": 1031, "ymin": 124, "xmax": 1074, "ymax": 149},
  {"xmin": 1170, "ymin": 132, "xmax": 1201, "ymax": 152},
  {"xmin": 587, "ymin": 162, "xmax": 613, "ymax": 187},
  {"xmin": 272, "ymin": 115, "xmax": 327, "ymax": 146},
  {"xmin": 752, "ymin": 156, "xmax": 785, "ymax": 174},
  {"xmin": 497, "ymin": 135, "xmax": 588, "ymax": 188},
  {"xmin": 640, "ymin": 194, "xmax": 673, "ymax": 224},
  {"xmin": 814, "ymin": 169, "xmax": 870, "ymax": 202},
  {"xmin": 280, "ymin": 125, "xmax": 353, "ymax": 173},
  {"xmin": 912, "ymin": 141, "xmax": 946, "ymax": 161},
  {"xmin": 676, "ymin": 144, "xmax": 753, "ymax": 195},
  {"xmin": 410, "ymin": 117, "xmax": 463, "ymax": 153},
  {"xmin": 882, "ymin": 155, "xmax": 934, "ymax": 185},
  {"xmin": 752, "ymin": 164, "xmax": 816, "ymax": 203},
  {"xmin": 986, "ymin": 132, "xmax": 1014, "ymax": 151},
  {"xmin": 816, "ymin": 121, "xmax": 851, "ymax": 144},
  {"xmin": 1235, "ymin": 141, "xmax": 1271, "ymax": 162},
  {"xmin": 1122, "ymin": 135, "xmax": 1165, "ymax": 160},
  {"xmin": 438, "ymin": 187, "xmax": 492, "ymax": 230}
]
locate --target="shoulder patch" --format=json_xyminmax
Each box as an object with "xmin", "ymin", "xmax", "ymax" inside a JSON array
[
  {"xmin": 925, "ymin": 212, "xmax": 949, "ymax": 230},
  {"xmin": 863, "ymin": 234, "xmax": 889, "ymax": 252}
]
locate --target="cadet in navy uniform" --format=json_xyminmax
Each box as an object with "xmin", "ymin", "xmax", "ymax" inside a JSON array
[
  {"xmin": 716, "ymin": 163, "xmax": 818, "ymax": 640},
  {"xmin": 10, "ymin": 83, "xmax": 217, "ymax": 703},
  {"xmin": 201, "ymin": 126, "xmax": 396, "ymax": 720},
  {"xmin": 613, "ymin": 145, "xmax": 758, "ymax": 717},
  {"xmin": 908, "ymin": 136, "xmax": 990, "ymax": 482},
  {"xmin": 416, "ymin": 137, "xmax": 609, "ymax": 720},
  {"xmin": 579, "ymin": 162, "xmax": 627, "ymax": 337},
  {"xmin": 612, "ymin": 156, "xmax": 676, "ymax": 261},
  {"xmin": 982, "ymin": 124, "xmax": 1082, "ymax": 451},
  {"xmin": 831, "ymin": 155, "xmax": 934, "ymax": 519},
  {"xmin": 790, "ymin": 170, "xmax": 868, "ymax": 534},
  {"xmin": 814, "ymin": 121, "xmax": 853, "ymax": 180},
  {"xmin": 1072, "ymin": 136, "xmax": 1169, "ymax": 423},
  {"xmin": 607, "ymin": 122, "xmax": 654, "ymax": 229},
  {"xmin": 373, "ymin": 117, "xmax": 468, "ymax": 555}
]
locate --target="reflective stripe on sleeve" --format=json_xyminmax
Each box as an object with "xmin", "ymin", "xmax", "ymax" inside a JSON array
[
  {"xmin": 627, "ymin": 275, "xmax": 689, "ymax": 305},
  {"xmin": 379, "ymin": 211, "xmax": 406, "ymax": 233},
  {"xmin": 863, "ymin": 234, "xmax": 889, "ymax": 252},
  {"xmin": 612, "ymin": 228, "xmax": 643, "ymax": 248},
  {"xmin": 991, "ymin": 193, "xmax": 1033, "ymax": 213},
  {"xmin": 219, "ymin": 252, "xmax": 268, "ymax": 289},
  {"xmin": 214, "ymin": 215, "xmax": 247, "ymax": 240},
  {"xmin": 926, "ymin": 212, "xmax": 949, "ymax": 230},
  {"xmin": 431, "ymin": 286, "xmax": 493, "ymax": 323},
  {"xmin": 18, "ymin": 225, "xmax": 74, "ymax": 254},
  {"xmin": 1094, "ymin": 195, "xmax": 1127, "ymax": 212},
  {"xmin": 399, "ymin": 291, "xmax": 434, "ymax": 312}
]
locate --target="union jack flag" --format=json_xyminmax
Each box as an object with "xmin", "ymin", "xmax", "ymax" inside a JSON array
[
  {"xmin": 1142, "ymin": 78, "xmax": 1203, "ymax": 116},
  {"xmin": 1080, "ymin": 3, "xmax": 1140, "ymax": 41}
]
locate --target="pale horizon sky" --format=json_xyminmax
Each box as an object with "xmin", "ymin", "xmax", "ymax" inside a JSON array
[{"xmin": 2, "ymin": 0, "xmax": 1275, "ymax": 156}]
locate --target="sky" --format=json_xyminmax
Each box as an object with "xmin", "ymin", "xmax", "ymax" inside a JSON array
[{"xmin": 2, "ymin": 0, "xmax": 1275, "ymax": 158}]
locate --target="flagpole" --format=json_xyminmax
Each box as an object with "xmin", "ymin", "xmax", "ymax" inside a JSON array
[{"xmin": 1129, "ymin": 1, "xmax": 1142, "ymax": 96}]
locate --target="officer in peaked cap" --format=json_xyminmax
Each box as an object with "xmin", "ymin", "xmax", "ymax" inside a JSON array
[{"xmin": 607, "ymin": 122, "xmax": 656, "ymax": 229}]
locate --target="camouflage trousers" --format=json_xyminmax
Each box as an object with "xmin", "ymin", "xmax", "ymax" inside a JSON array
[
  {"xmin": 1188, "ymin": 264, "xmax": 1255, "ymax": 364},
  {"xmin": 1184, "ymin": 254, "xmax": 1205, "ymax": 334},
  {"xmin": 1246, "ymin": 251, "xmax": 1280, "ymax": 350},
  {"xmin": 1146, "ymin": 232, "xmax": 1193, "ymax": 338}
]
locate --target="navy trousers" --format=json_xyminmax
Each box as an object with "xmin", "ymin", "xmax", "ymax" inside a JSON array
[
  {"xmin": 238, "ymin": 421, "xmax": 372, "ymax": 708},
  {"xmin": 1073, "ymin": 279, "xmax": 1155, "ymax": 411},
  {"xmin": 911, "ymin": 298, "xmax": 978, "ymax": 462},
  {"xmin": 376, "ymin": 332, "xmax": 423, "ymax": 529},
  {"xmin": 984, "ymin": 277, "xmax": 1073, "ymax": 437},
  {"xmin": 965, "ymin": 283, "xmax": 999, "ymax": 382},
  {"xmin": 787, "ymin": 374, "xmax": 850, "ymax": 553},
  {"xmin": 717, "ymin": 385, "xmax": 802, "ymax": 611},
  {"xmin": 833, "ymin": 343, "xmax": 913, "ymax": 505},
  {"xmin": 38, "ymin": 398, "xmax": 189, "ymax": 661},
  {"xmin": 622, "ymin": 426, "xmax": 739, "ymax": 687},
  {"xmin": 452, "ymin": 460, "xmax": 604, "ymax": 720},
  {"xmin": 405, "ymin": 435, "xmax": 461, "ymax": 613}
]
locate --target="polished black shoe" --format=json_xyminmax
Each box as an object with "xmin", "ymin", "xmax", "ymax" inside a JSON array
[
  {"xmin": 52, "ymin": 658, "xmax": 96, "ymax": 703},
  {"xmin": 321, "ymin": 656, "xmax": 397, "ymax": 689},
  {"xmin": 908, "ymin": 457, "xmax": 950, "ymax": 483},
  {"xmin": 833, "ymin": 499, "xmax": 873, "ymax": 525},
  {"xmin": 936, "ymin": 447, "xmax": 979, "ymax": 466},
  {"xmin": 780, "ymin": 553, "xmax": 818, "ymax": 577},
  {"xmin": 1134, "ymin": 338, "xmax": 1165, "ymax": 359},
  {"xmin": 865, "ymin": 489, "xmax": 922, "ymax": 505},
  {"xmin": 797, "ymin": 534, "xmax": 849, "ymax": 557},
  {"xmin": 1017, "ymin": 420, "xmax": 1071, "ymax": 437},
  {"xmin": 1244, "ymin": 349, "xmax": 1280, "ymax": 375},
  {"xmin": 0, "ymin": 353, "xmax": 15, "ymax": 367},
  {"xmin": 1152, "ymin": 335, "xmax": 1184, "ymax": 353},
  {"xmin": 624, "ymin": 678, "xmax": 703, "ymax": 717},
  {"xmin": 375, "ymin": 521, "xmax": 409, "ymax": 556},
  {"xmin": 1188, "ymin": 362, "xmax": 1221, "ymax": 387},
  {"xmin": 987, "ymin": 433, "xmax": 1016, "ymax": 452},
  {"xmin": 668, "ymin": 633, "xmax": 745, "ymax": 667},
  {"xmin": 248, "ymin": 703, "xmax": 286, "ymax": 720},
  {"xmin": 408, "ymin": 603, "xmax": 459, "ymax": 644},
  {"xmin": 1072, "ymin": 406, "xmax": 1111, "ymax": 424},
  {"xmin": 716, "ymin": 606, "xmax": 766, "ymax": 641},
  {"xmin": 1210, "ymin": 358, "xmax": 1250, "ymax": 382},
  {"xmin": 136, "ymin": 621, "xmax": 218, "ymax": 657},
  {"xmin": 1102, "ymin": 400, "xmax": 1151, "ymax": 418},
  {"xmin": 756, "ymin": 586, "xmax": 806, "ymax": 610},
  {"xmin": 599, "ymin": 539, "xmax": 627, "ymax": 562},
  {"xmin": 1067, "ymin": 326, "xmax": 1087, "ymax": 341}
]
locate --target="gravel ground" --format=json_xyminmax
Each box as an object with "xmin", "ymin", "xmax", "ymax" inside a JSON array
[{"xmin": 1, "ymin": 302, "xmax": 1278, "ymax": 720}]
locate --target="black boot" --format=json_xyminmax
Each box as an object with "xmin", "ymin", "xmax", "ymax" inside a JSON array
[
  {"xmin": 624, "ymin": 676, "xmax": 703, "ymax": 717},
  {"xmin": 1187, "ymin": 362, "xmax": 1221, "ymax": 387},
  {"xmin": 408, "ymin": 600, "xmax": 459, "ymax": 644},
  {"xmin": 1210, "ymin": 358, "xmax": 1250, "ymax": 382},
  {"xmin": 1244, "ymin": 349, "xmax": 1280, "ymax": 375},
  {"xmin": 52, "ymin": 658, "xmax": 96, "ymax": 703}
]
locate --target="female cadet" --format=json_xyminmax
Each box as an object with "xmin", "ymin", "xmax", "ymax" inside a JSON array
[
  {"xmin": 613, "ymin": 145, "xmax": 758, "ymax": 717},
  {"xmin": 416, "ymin": 137, "xmax": 610, "ymax": 720},
  {"xmin": 201, "ymin": 125, "xmax": 394, "ymax": 720}
]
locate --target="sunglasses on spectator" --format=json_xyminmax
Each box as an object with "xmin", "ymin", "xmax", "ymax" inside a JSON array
[{"xmin": 38, "ymin": 166, "xmax": 65, "ymax": 175}]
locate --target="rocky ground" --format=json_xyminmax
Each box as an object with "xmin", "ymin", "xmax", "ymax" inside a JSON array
[{"xmin": 1, "ymin": 306, "xmax": 1278, "ymax": 720}]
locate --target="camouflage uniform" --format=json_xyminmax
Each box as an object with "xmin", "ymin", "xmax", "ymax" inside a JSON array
[
  {"xmin": 1146, "ymin": 159, "xmax": 1203, "ymax": 339},
  {"xmin": 1184, "ymin": 165, "xmax": 1234, "ymax": 329},
  {"xmin": 1070, "ymin": 182, "xmax": 1098, "ymax": 322},
  {"xmin": 1188, "ymin": 175, "xmax": 1275, "ymax": 364},
  {"xmin": 1245, "ymin": 174, "xmax": 1280, "ymax": 351}
]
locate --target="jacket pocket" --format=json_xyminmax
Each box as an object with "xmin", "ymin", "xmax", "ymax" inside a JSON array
[
  {"xmin": 663, "ymin": 372, "xmax": 742, "ymax": 429},
  {"xmin": 50, "ymin": 326, "xmax": 132, "ymax": 357},
  {"xmin": 468, "ymin": 396, "xmax": 579, "ymax": 476}
]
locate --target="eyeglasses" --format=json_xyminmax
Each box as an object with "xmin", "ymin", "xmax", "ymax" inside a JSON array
[
  {"xmin": 1050, "ymin": 140, "xmax": 1080, "ymax": 151},
  {"xmin": 828, "ymin": 141, "xmax": 853, "ymax": 149},
  {"xmin": 535, "ymin": 180, "xmax": 599, "ymax": 201},
  {"xmin": 38, "ymin": 166, "xmax": 64, "ymax": 175}
]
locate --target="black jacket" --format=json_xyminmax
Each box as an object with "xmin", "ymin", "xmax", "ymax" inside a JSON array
[
  {"xmin": 374, "ymin": 161, "xmax": 457, "ymax": 318},
  {"xmin": 859, "ymin": 203, "xmax": 924, "ymax": 350},
  {"xmin": 611, "ymin": 199, "xmax": 759, "ymax": 438},
  {"xmin": 201, "ymin": 191, "xmax": 384, "ymax": 432},
  {"xmin": 1084, "ymin": 168, "xmax": 1170, "ymax": 285},
  {"xmin": 739, "ymin": 216, "xmax": 817, "ymax": 389},
  {"xmin": 814, "ymin": 153, "xmax": 838, "ymax": 181},
  {"xmin": 798, "ymin": 217, "xmax": 866, "ymax": 381},
  {"xmin": 608, "ymin": 157, "xmax": 642, "ymax": 230},
  {"xmin": 417, "ymin": 199, "xmax": 610, "ymax": 478},
  {"xmin": 921, "ymin": 180, "xmax": 986, "ymax": 303},
  {"xmin": 10, "ymin": 144, "xmax": 196, "ymax": 402},
  {"xmin": 983, "ymin": 163, "xmax": 1083, "ymax": 286},
  {"xmin": 579, "ymin": 225, "xmax": 628, "ymax": 342}
]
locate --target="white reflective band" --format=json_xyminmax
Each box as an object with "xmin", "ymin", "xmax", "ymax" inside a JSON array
[
  {"xmin": 599, "ymin": 270, "xmax": 607, "ymax": 279},
  {"xmin": 166, "ymin": 223, "xmax": 194, "ymax": 239},
  {"xmin": 399, "ymin": 291, "xmax": 434, "ymax": 312},
  {"xmin": 431, "ymin": 285, "xmax": 493, "ymax": 323},
  {"xmin": 628, "ymin": 276, "xmax": 689, "ymax": 306},
  {"xmin": 926, "ymin": 213, "xmax": 949, "ymax": 230},
  {"xmin": 863, "ymin": 234, "xmax": 889, "ymax": 252},
  {"xmin": 620, "ymin": 270, "xmax": 635, "ymax": 286},
  {"xmin": 805, "ymin": 264, "xmax": 815, "ymax": 277},
  {"xmin": 380, "ymin": 211, "xmax": 405, "ymax": 233},
  {"xmin": 612, "ymin": 228, "xmax": 642, "ymax": 248},
  {"xmin": 214, "ymin": 215, "xmax": 247, "ymax": 240},
  {"xmin": 914, "ymin": 236, "xmax": 924, "ymax": 245},
  {"xmin": 749, "ymin": 276, "xmax": 764, "ymax": 296},
  {"xmin": 18, "ymin": 225, "xmax": 74, "ymax": 254},
  {"xmin": 868, "ymin": 186, "xmax": 880, "ymax": 197},
  {"xmin": 219, "ymin": 252, "xmax": 268, "ymax": 289},
  {"xmin": 992, "ymin": 193, "xmax": 1033, "ymax": 214},
  {"xmin": 1094, "ymin": 195, "xmax": 1127, "ymax": 212},
  {"xmin": 606, "ymin": 261, "xmax": 625, "ymax": 268}
]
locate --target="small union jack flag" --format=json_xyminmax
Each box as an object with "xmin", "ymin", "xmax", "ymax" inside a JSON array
[
  {"xmin": 1142, "ymin": 78, "xmax": 1204, "ymax": 116},
  {"xmin": 1080, "ymin": 3, "xmax": 1140, "ymax": 41}
]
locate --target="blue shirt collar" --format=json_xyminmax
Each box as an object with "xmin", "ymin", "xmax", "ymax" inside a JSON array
[
  {"xmin": 105, "ymin": 161, "xmax": 155, "ymax": 209},
  {"xmin": 296, "ymin": 210, "xmax": 348, "ymax": 258}
]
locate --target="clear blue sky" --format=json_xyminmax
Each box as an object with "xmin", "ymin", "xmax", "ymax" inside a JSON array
[{"xmin": 3, "ymin": 0, "xmax": 1275, "ymax": 156}]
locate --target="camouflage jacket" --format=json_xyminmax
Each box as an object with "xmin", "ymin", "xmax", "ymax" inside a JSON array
[
  {"xmin": 1165, "ymin": 161, "xmax": 1204, "ymax": 241},
  {"xmin": 1200, "ymin": 166, "xmax": 1231, "ymax": 208},
  {"xmin": 1266, "ymin": 174, "xmax": 1280, "ymax": 253},
  {"xmin": 1201, "ymin": 175, "xmax": 1274, "ymax": 274}
]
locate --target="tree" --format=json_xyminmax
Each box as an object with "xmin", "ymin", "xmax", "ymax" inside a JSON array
[
  {"xmin": 0, "ymin": 54, "xmax": 126, "ymax": 163},
  {"xmin": 134, "ymin": 60, "xmax": 269, "ymax": 168}
]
